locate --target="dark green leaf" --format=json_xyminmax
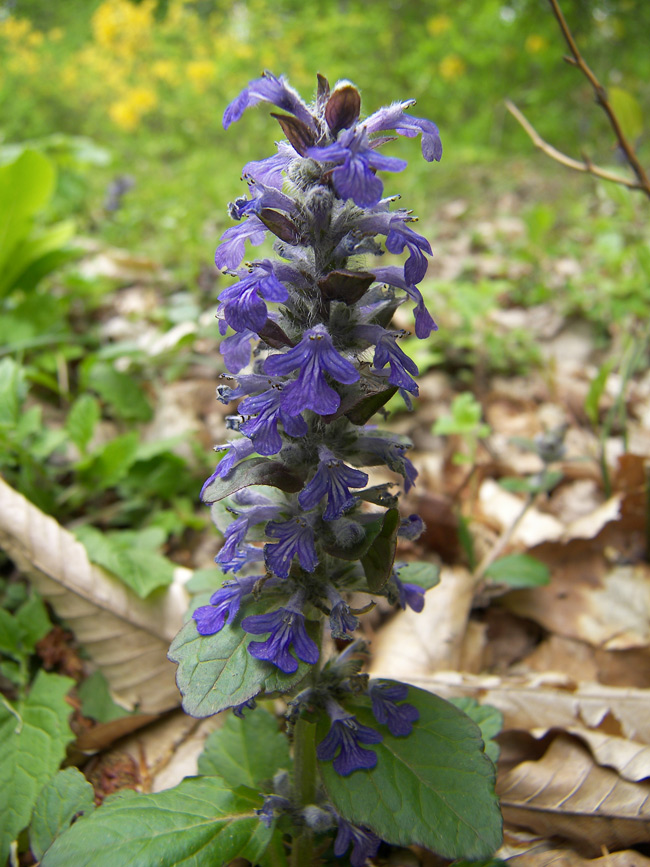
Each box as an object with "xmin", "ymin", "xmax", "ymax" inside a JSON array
[
  {"xmin": 77, "ymin": 671, "xmax": 134, "ymax": 723},
  {"xmin": 40, "ymin": 777, "xmax": 272, "ymax": 867},
  {"xmin": 74, "ymin": 526, "xmax": 175, "ymax": 598},
  {"xmin": 483, "ymin": 554, "xmax": 550, "ymax": 588},
  {"xmin": 86, "ymin": 362, "xmax": 152, "ymax": 422},
  {"xmin": 201, "ymin": 457, "xmax": 303, "ymax": 505},
  {"xmin": 447, "ymin": 698, "xmax": 503, "ymax": 764},
  {"xmin": 0, "ymin": 671, "xmax": 75, "ymax": 865},
  {"xmin": 66, "ymin": 395, "xmax": 100, "ymax": 453},
  {"xmin": 15, "ymin": 593, "xmax": 52, "ymax": 653},
  {"xmin": 361, "ymin": 508, "xmax": 400, "ymax": 591},
  {"xmin": 344, "ymin": 386, "xmax": 398, "ymax": 425},
  {"xmin": 199, "ymin": 707, "xmax": 290, "ymax": 788},
  {"xmin": 168, "ymin": 600, "xmax": 317, "ymax": 718},
  {"xmin": 79, "ymin": 431, "xmax": 139, "ymax": 488},
  {"xmin": 317, "ymin": 686, "xmax": 502, "ymax": 860},
  {"xmin": 29, "ymin": 768, "xmax": 95, "ymax": 860},
  {"xmin": 396, "ymin": 561, "xmax": 440, "ymax": 591}
]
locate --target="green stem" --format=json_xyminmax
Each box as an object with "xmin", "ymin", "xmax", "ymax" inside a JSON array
[{"xmin": 291, "ymin": 714, "xmax": 317, "ymax": 867}]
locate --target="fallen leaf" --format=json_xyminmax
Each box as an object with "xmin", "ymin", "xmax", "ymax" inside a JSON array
[
  {"xmin": 401, "ymin": 672, "xmax": 650, "ymax": 746},
  {"xmin": 0, "ymin": 477, "xmax": 189, "ymax": 713},
  {"xmin": 497, "ymin": 733, "xmax": 650, "ymax": 854},
  {"xmin": 369, "ymin": 565, "xmax": 476, "ymax": 678}
]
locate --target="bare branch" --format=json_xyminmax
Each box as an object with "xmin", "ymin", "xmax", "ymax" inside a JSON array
[
  {"xmin": 505, "ymin": 100, "xmax": 647, "ymax": 193},
  {"xmin": 546, "ymin": 0, "xmax": 650, "ymax": 197}
]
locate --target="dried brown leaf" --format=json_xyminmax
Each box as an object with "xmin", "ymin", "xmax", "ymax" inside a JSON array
[
  {"xmin": 0, "ymin": 477, "xmax": 188, "ymax": 713},
  {"xmin": 498, "ymin": 733, "xmax": 650, "ymax": 854}
]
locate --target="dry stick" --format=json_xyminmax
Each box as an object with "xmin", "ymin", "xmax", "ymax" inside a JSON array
[
  {"xmin": 506, "ymin": 0, "xmax": 650, "ymax": 199},
  {"xmin": 547, "ymin": 0, "xmax": 650, "ymax": 196},
  {"xmin": 505, "ymin": 100, "xmax": 646, "ymax": 193}
]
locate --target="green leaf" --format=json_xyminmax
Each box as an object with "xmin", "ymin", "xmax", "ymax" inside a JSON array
[
  {"xmin": 396, "ymin": 561, "xmax": 440, "ymax": 591},
  {"xmin": 77, "ymin": 671, "xmax": 134, "ymax": 723},
  {"xmin": 0, "ymin": 220, "xmax": 76, "ymax": 297},
  {"xmin": 0, "ymin": 150, "xmax": 56, "ymax": 298},
  {"xmin": 74, "ymin": 525, "xmax": 175, "ymax": 598},
  {"xmin": 15, "ymin": 593, "xmax": 52, "ymax": 653},
  {"xmin": 168, "ymin": 599, "xmax": 316, "ymax": 718},
  {"xmin": 66, "ymin": 395, "xmax": 100, "ymax": 453},
  {"xmin": 361, "ymin": 508, "xmax": 400, "ymax": 591},
  {"xmin": 79, "ymin": 431, "xmax": 140, "ymax": 488},
  {"xmin": 201, "ymin": 457, "xmax": 303, "ymax": 504},
  {"xmin": 29, "ymin": 768, "xmax": 95, "ymax": 860},
  {"xmin": 0, "ymin": 671, "xmax": 75, "ymax": 865},
  {"xmin": 317, "ymin": 686, "xmax": 502, "ymax": 860},
  {"xmin": 86, "ymin": 362, "xmax": 152, "ymax": 422},
  {"xmin": 483, "ymin": 553, "xmax": 550, "ymax": 588},
  {"xmin": 199, "ymin": 707, "xmax": 290, "ymax": 788},
  {"xmin": 585, "ymin": 359, "xmax": 615, "ymax": 427},
  {"xmin": 0, "ymin": 594, "xmax": 51, "ymax": 662},
  {"xmin": 0, "ymin": 357, "xmax": 27, "ymax": 426},
  {"xmin": 40, "ymin": 777, "xmax": 272, "ymax": 867},
  {"xmin": 0, "ymin": 608, "xmax": 22, "ymax": 660},
  {"xmin": 447, "ymin": 698, "xmax": 503, "ymax": 764},
  {"xmin": 498, "ymin": 470, "xmax": 563, "ymax": 495},
  {"xmin": 609, "ymin": 86, "xmax": 644, "ymax": 143},
  {"xmin": 433, "ymin": 393, "xmax": 490, "ymax": 438}
]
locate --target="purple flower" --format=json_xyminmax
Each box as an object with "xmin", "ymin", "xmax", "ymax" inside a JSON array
[
  {"xmin": 217, "ymin": 373, "xmax": 272, "ymax": 404},
  {"xmin": 398, "ymin": 514, "xmax": 424, "ymax": 541},
  {"xmin": 333, "ymin": 817, "xmax": 381, "ymax": 867},
  {"xmin": 192, "ymin": 574, "xmax": 260, "ymax": 636},
  {"xmin": 239, "ymin": 386, "xmax": 308, "ymax": 456},
  {"xmin": 298, "ymin": 447, "xmax": 369, "ymax": 520},
  {"xmin": 264, "ymin": 324, "xmax": 359, "ymax": 417},
  {"xmin": 242, "ymin": 142, "xmax": 295, "ymax": 188},
  {"xmin": 316, "ymin": 703, "xmax": 383, "ymax": 776},
  {"xmin": 214, "ymin": 216, "xmax": 267, "ymax": 271},
  {"xmin": 308, "ymin": 127, "xmax": 407, "ymax": 209},
  {"xmin": 216, "ymin": 492, "xmax": 282, "ymax": 569},
  {"xmin": 369, "ymin": 681, "xmax": 419, "ymax": 736},
  {"xmin": 326, "ymin": 588, "xmax": 358, "ymax": 639},
  {"xmin": 233, "ymin": 697, "xmax": 257, "ymax": 718},
  {"xmin": 357, "ymin": 433, "xmax": 418, "ymax": 493},
  {"xmin": 394, "ymin": 574, "xmax": 425, "ymax": 612},
  {"xmin": 218, "ymin": 543, "xmax": 265, "ymax": 574},
  {"xmin": 223, "ymin": 71, "xmax": 316, "ymax": 131},
  {"xmin": 372, "ymin": 264, "xmax": 437, "ymax": 340},
  {"xmin": 364, "ymin": 100, "xmax": 443, "ymax": 162},
  {"xmin": 256, "ymin": 794, "xmax": 292, "ymax": 828},
  {"xmin": 357, "ymin": 324, "xmax": 419, "ymax": 394},
  {"xmin": 385, "ymin": 218, "xmax": 433, "ymax": 286},
  {"xmin": 218, "ymin": 262, "xmax": 289, "ymax": 333},
  {"xmin": 220, "ymin": 329, "xmax": 256, "ymax": 373},
  {"xmin": 264, "ymin": 516, "xmax": 318, "ymax": 578},
  {"xmin": 200, "ymin": 438, "xmax": 256, "ymax": 500},
  {"xmin": 229, "ymin": 181, "xmax": 297, "ymax": 221},
  {"xmin": 242, "ymin": 595, "xmax": 319, "ymax": 673}
]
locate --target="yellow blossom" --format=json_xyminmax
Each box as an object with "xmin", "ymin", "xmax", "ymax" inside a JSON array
[
  {"xmin": 439, "ymin": 54, "xmax": 466, "ymax": 80},
  {"xmin": 48, "ymin": 27, "xmax": 64, "ymax": 42},
  {"xmin": 525, "ymin": 34, "xmax": 548, "ymax": 54},
  {"xmin": 427, "ymin": 15, "xmax": 452, "ymax": 36},
  {"xmin": 108, "ymin": 86, "xmax": 157, "ymax": 130},
  {"xmin": 0, "ymin": 15, "xmax": 32, "ymax": 42},
  {"xmin": 92, "ymin": 0, "xmax": 155, "ymax": 56},
  {"xmin": 152, "ymin": 59, "xmax": 178, "ymax": 84},
  {"xmin": 186, "ymin": 59, "xmax": 215, "ymax": 92}
]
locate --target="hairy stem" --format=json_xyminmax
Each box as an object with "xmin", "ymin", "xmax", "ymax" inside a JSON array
[{"xmin": 291, "ymin": 714, "xmax": 317, "ymax": 867}]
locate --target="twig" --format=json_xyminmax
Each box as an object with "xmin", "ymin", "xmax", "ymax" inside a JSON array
[
  {"xmin": 547, "ymin": 0, "xmax": 650, "ymax": 195},
  {"xmin": 505, "ymin": 100, "xmax": 647, "ymax": 193},
  {"xmin": 506, "ymin": 0, "xmax": 650, "ymax": 199}
]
